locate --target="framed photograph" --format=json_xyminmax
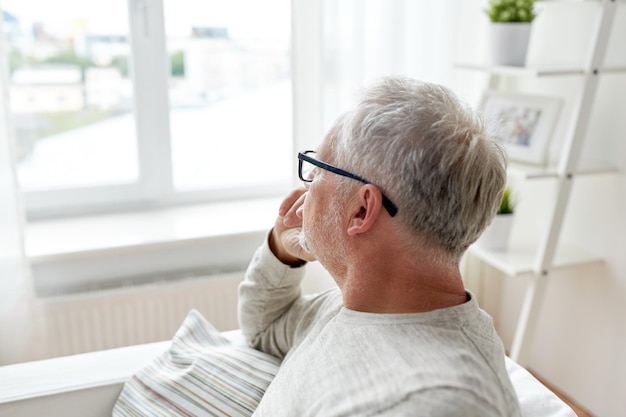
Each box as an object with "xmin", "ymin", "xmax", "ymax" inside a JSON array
[{"xmin": 480, "ymin": 91, "xmax": 562, "ymax": 165}]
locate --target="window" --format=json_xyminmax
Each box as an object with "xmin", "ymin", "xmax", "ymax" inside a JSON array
[
  {"xmin": 3, "ymin": 0, "xmax": 292, "ymax": 218},
  {"xmin": 6, "ymin": 1, "xmax": 139, "ymax": 194},
  {"xmin": 164, "ymin": 0, "xmax": 292, "ymax": 192}
]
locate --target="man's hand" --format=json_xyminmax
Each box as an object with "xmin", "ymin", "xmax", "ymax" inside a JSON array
[{"xmin": 269, "ymin": 188, "xmax": 316, "ymax": 265}]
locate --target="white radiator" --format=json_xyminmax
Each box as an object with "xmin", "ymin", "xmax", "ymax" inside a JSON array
[{"xmin": 37, "ymin": 272, "xmax": 244, "ymax": 359}]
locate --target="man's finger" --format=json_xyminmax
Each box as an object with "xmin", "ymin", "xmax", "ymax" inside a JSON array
[{"xmin": 278, "ymin": 187, "xmax": 307, "ymax": 216}]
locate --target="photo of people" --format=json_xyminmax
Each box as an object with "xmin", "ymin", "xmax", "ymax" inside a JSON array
[
  {"xmin": 489, "ymin": 105, "xmax": 541, "ymax": 147},
  {"xmin": 482, "ymin": 92, "xmax": 561, "ymax": 165}
]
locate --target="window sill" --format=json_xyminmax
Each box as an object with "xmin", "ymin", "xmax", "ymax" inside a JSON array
[{"xmin": 25, "ymin": 198, "xmax": 281, "ymax": 296}]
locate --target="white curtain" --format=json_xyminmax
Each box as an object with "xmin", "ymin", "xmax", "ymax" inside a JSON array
[
  {"xmin": 320, "ymin": 0, "xmax": 456, "ymax": 130},
  {"xmin": 292, "ymin": 0, "xmax": 460, "ymax": 153},
  {"xmin": 0, "ymin": 2, "xmax": 37, "ymax": 365}
]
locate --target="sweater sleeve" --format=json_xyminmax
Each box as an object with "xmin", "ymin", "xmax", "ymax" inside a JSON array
[{"xmin": 237, "ymin": 235, "xmax": 311, "ymax": 358}]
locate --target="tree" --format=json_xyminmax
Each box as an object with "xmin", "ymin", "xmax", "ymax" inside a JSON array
[{"xmin": 170, "ymin": 51, "xmax": 185, "ymax": 77}]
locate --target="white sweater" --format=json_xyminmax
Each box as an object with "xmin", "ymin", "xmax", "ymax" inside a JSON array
[{"xmin": 238, "ymin": 241, "xmax": 522, "ymax": 417}]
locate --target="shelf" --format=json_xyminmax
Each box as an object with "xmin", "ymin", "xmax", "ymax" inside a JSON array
[
  {"xmin": 460, "ymin": 0, "xmax": 619, "ymax": 367},
  {"xmin": 467, "ymin": 243, "xmax": 603, "ymax": 277},
  {"xmin": 507, "ymin": 163, "xmax": 558, "ymax": 180},
  {"xmin": 456, "ymin": 63, "xmax": 626, "ymax": 77},
  {"xmin": 455, "ymin": 63, "xmax": 585, "ymax": 77},
  {"xmin": 507, "ymin": 161, "xmax": 619, "ymax": 179}
]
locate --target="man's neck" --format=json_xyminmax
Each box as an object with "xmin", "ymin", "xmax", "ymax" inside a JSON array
[{"xmin": 339, "ymin": 246, "xmax": 467, "ymax": 314}]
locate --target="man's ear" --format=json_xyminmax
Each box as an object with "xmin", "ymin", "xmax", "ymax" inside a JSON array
[{"xmin": 346, "ymin": 185, "xmax": 383, "ymax": 236}]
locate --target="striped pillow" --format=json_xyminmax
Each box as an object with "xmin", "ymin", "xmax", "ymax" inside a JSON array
[{"xmin": 113, "ymin": 309, "xmax": 280, "ymax": 417}]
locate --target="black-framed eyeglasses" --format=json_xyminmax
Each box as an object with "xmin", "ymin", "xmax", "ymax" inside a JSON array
[{"xmin": 298, "ymin": 150, "xmax": 398, "ymax": 217}]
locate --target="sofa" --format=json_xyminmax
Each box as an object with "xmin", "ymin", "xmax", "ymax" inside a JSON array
[{"xmin": 0, "ymin": 325, "xmax": 576, "ymax": 417}]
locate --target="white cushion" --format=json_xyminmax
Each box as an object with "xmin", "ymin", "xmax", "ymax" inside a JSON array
[
  {"xmin": 113, "ymin": 310, "xmax": 280, "ymax": 417},
  {"xmin": 505, "ymin": 357, "xmax": 577, "ymax": 417}
]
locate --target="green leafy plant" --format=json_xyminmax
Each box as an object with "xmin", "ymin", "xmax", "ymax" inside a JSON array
[
  {"xmin": 498, "ymin": 186, "xmax": 515, "ymax": 215},
  {"xmin": 486, "ymin": 0, "xmax": 536, "ymax": 23}
]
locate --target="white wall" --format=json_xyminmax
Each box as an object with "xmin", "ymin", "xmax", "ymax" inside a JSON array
[{"xmin": 456, "ymin": 2, "xmax": 626, "ymax": 416}]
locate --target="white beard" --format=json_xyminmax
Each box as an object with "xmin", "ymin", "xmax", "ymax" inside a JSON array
[
  {"xmin": 299, "ymin": 197, "xmax": 346, "ymax": 268},
  {"xmin": 298, "ymin": 230, "xmax": 313, "ymax": 256}
]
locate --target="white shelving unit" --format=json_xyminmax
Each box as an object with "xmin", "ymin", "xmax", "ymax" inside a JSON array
[{"xmin": 460, "ymin": 0, "xmax": 622, "ymax": 367}]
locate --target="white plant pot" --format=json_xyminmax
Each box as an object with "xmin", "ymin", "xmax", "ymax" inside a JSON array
[
  {"xmin": 489, "ymin": 22, "xmax": 531, "ymax": 67},
  {"xmin": 475, "ymin": 214, "xmax": 514, "ymax": 251}
]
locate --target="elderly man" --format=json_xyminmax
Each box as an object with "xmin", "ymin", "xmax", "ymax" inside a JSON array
[{"xmin": 238, "ymin": 76, "xmax": 521, "ymax": 416}]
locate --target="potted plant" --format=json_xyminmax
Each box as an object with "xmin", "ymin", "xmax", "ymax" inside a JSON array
[
  {"xmin": 498, "ymin": 185, "xmax": 515, "ymax": 215},
  {"xmin": 485, "ymin": 0, "xmax": 536, "ymax": 66},
  {"xmin": 475, "ymin": 186, "xmax": 516, "ymax": 250}
]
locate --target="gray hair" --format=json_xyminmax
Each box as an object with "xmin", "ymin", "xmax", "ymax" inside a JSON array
[{"xmin": 331, "ymin": 76, "xmax": 507, "ymax": 260}]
